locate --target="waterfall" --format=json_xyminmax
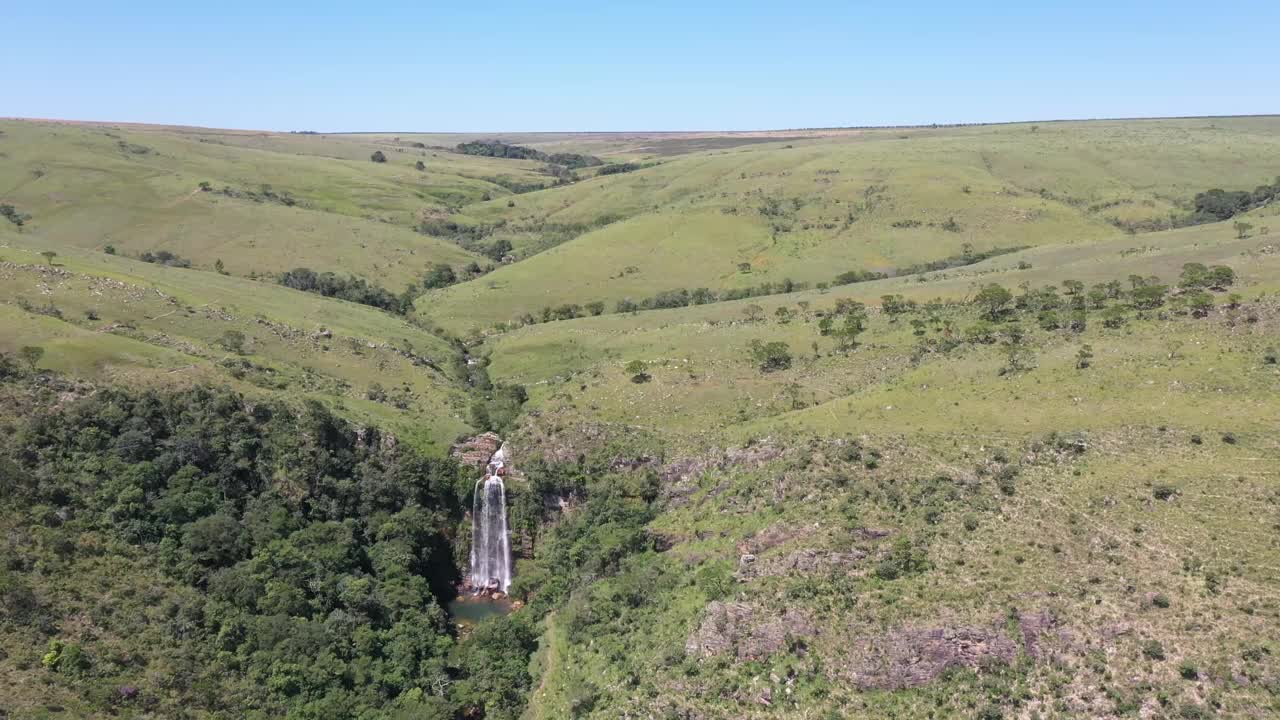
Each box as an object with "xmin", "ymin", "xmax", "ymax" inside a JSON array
[{"xmin": 469, "ymin": 445, "xmax": 512, "ymax": 594}]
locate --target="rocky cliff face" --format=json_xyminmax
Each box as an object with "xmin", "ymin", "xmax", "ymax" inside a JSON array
[{"xmin": 451, "ymin": 432, "xmax": 502, "ymax": 468}]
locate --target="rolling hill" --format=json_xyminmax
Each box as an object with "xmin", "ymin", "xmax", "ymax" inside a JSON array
[{"xmin": 2, "ymin": 116, "xmax": 1279, "ymax": 720}]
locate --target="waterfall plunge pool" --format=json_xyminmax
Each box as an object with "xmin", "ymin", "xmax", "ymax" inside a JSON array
[{"xmin": 447, "ymin": 594, "xmax": 513, "ymax": 628}]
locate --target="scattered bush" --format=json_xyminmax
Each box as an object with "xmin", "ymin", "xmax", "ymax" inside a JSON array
[
  {"xmin": 747, "ymin": 340, "xmax": 792, "ymax": 373},
  {"xmin": 0, "ymin": 203, "xmax": 31, "ymax": 227}
]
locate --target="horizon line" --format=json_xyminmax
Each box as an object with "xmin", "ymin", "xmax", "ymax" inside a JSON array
[{"xmin": 3, "ymin": 112, "xmax": 1277, "ymax": 136}]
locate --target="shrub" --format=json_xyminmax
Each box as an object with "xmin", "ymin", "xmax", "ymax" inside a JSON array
[
  {"xmin": 218, "ymin": 330, "xmax": 246, "ymax": 354},
  {"xmin": 747, "ymin": 340, "xmax": 792, "ymax": 373},
  {"xmin": 874, "ymin": 537, "xmax": 930, "ymax": 580},
  {"xmin": 625, "ymin": 360, "xmax": 650, "ymax": 384},
  {"xmin": 422, "ymin": 263, "xmax": 457, "ymax": 289},
  {"xmin": 1151, "ymin": 593, "xmax": 1171, "ymax": 608},
  {"xmin": 1152, "ymin": 484, "xmax": 1178, "ymax": 500},
  {"xmin": 18, "ymin": 346, "xmax": 44, "ymax": 370},
  {"xmin": 1178, "ymin": 660, "xmax": 1198, "ymax": 680},
  {"xmin": 1075, "ymin": 344, "xmax": 1094, "ymax": 369},
  {"xmin": 370, "ymin": 150, "xmax": 387, "ymax": 163},
  {"xmin": 996, "ymin": 465, "xmax": 1018, "ymax": 496},
  {"xmin": 1142, "ymin": 639, "xmax": 1166, "ymax": 660}
]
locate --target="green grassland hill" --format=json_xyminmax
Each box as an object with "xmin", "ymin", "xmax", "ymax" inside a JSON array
[{"xmin": 2, "ymin": 116, "xmax": 1279, "ymax": 720}]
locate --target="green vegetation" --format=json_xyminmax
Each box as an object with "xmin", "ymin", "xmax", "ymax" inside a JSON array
[
  {"xmin": 278, "ymin": 267, "xmax": 410, "ymax": 313},
  {"xmin": 4, "ymin": 116, "xmax": 1280, "ymax": 719}
]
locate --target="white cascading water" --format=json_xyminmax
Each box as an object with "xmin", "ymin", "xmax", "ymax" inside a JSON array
[{"xmin": 469, "ymin": 445, "xmax": 512, "ymax": 594}]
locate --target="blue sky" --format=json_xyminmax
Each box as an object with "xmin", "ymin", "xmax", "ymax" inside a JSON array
[{"xmin": 4, "ymin": 1, "xmax": 1276, "ymax": 131}]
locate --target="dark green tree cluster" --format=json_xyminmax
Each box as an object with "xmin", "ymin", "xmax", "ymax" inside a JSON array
[
  {"xmin": 461, "ymin": 355, "xmax": 529, "ymax": 435},
  {"xmin": 278, "ymin": 267, "xmax": 409, "ymax": 314},
  {"xmin": 546, "ymin": 153, "xmax": 604, "ymax": 169},
  {"xmin": 1192, "ymin": 178, "xmax": 1279, "ymax": 223},
  {"xmin": 213, "ymin": 183, "xmax": 299, "ymax": 207},
  {"xmin": 139, "ymin": 249, "xmax": 192, "ymax": 267},
  {"xmin": 456, "ymin": 141, "xmax": 546, "ymax": 161},
  {"xmin": 0, "ymin": 381, "xmax": 544, "ymax": 718},
  {"xmin": 596, "ymin": 162, "xmax": 641, "ymax": 175},
  {"xmin": 818, "ymin": 298, "xmax": 869, "ymax": 351}
]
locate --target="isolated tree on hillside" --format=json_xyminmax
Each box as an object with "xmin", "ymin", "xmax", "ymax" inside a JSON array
[
  {"xmin": 414, "ymin": 160, "xmax": 426, "ymax": 171},
  {"xmin": 743, "ymin": 304, "xmax": 764, "ymax": 323},
  {"xmin": 748, "ymin": 340, "xmax": 792, "ymax": 373},
  {"xmin": 625, "ymin": 360, "xmax": 651, "ymax": 383},
  {"xmin": 19, "ymin": 345, "xmax": 44, "ymax": 370},
  {"xmin": 974, "ymin": 284, "xmax": 1013, "ymax": 321},
  {"xmin": 370, "ymin": 151, "xmax": 387, "ymax": 163},
  {"xmin": 1076, "ymin": 344, "xmax": 1094, "ymax": 369},
  {"xmin": 40, "ymin": 251, "xmax": 57, "ymax": 265}
]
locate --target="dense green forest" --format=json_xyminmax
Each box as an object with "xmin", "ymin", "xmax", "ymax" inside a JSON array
[{"xmin": 0, "ymin": 363, "xmax": 664, "ymax": 719}]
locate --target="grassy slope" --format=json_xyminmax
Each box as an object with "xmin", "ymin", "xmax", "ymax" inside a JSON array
[
  {"xmin": 483, "ymin": 216, "xmax": 1279, "ymax": 444},
  {"xmin": 0, "ymin": 120, "xmax": 500, "ymax": 287},
  {"xmin": 0, "ymin": 237, "xmax": 473, "ymax": 452},
  {"xmin": 420, "ymin": 117, "xmax": 1280, "ymax": 333},
  {"xmin": 509, "ymin": 261, "xmax": 1280, "ymax": 718}
]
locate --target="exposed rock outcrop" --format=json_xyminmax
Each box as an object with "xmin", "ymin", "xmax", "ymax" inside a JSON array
[
  {"xmin": 451, "ymin": 432, "xmax": 502, "ymax": 467},
  {"xmin": 735, "ymin": 548, "xmax": 866, "ymax": 582},
  {"xmin": 842, "ymin": 624, "xmax": 1019, "ymax": 689},
  {"xmin": 686, "ymin": 602, "xmax": 814, "ymax": 660}
]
